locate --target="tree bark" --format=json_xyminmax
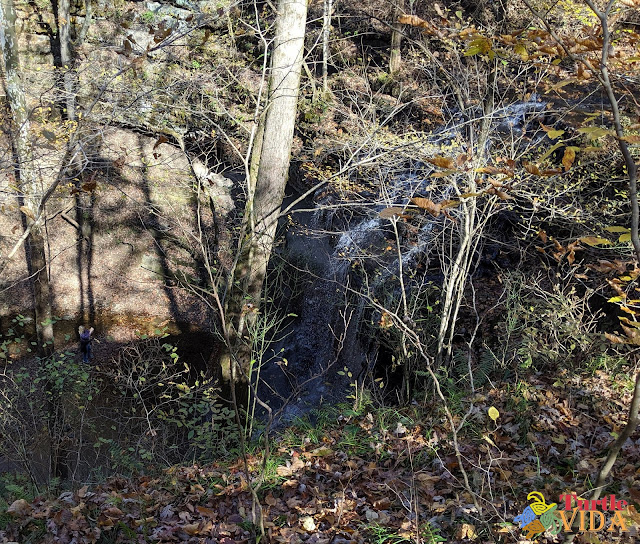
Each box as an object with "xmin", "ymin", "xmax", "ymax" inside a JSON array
[
  {"xmin": 322, "ymin": 0, "xmax": 332, "ymax": 91},
  {"xmin": 1, "ymin": 0, "xmax": 55, "ymax": 357},
  {"xmin": 58, "ymin": 0, "xmax": 76, "ymax": 120},
  {"xmin": 389, "ymin": 0, "xmax": 404, "ymax": 74},
  {"xmin": 219, "ymin": 0, "xmax": 308, "ymax": 388}
]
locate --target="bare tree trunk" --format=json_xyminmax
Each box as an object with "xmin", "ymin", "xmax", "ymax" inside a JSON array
[
  {"xmin": 77, "ymin": 0, "xmax": 93, "ymax": 45},
  {"xmin": 219, "ymin": 0, "xmax": 308, "ymax": 388},
  {"xmin": 1, "ymin": 0, "xmax": 54, "ymax": 357},
  {"xmin": 389, "ymin": 0, "xmax": 404, "ymax": 74},
  {"xmin": 58, "ymin": 0, "xmax": 76, "ymax": 120},
  {"xmin": 322, "ymin": 0, "xmax": 332, "ymax": 91}
]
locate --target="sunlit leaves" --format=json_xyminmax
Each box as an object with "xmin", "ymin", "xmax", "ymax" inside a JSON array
[
  {"xmin": 464, "ymin": 36, "xmax": 493, "ymax": 58},
  {"xmin": 539, "ymin": 123, "xmax": 565, "ymax": 140},
  {"xmin": 577, "ymin": 127, "xmax": 615, "ymax": 139},
  {"xmin": 604, "ymin": 226, "xmax": 632, "ymax": 243},
  {"xmin": 547, "ymin": 129, "xmax": 565, "ymax": 139},
  {"xmin": 514, "ymin": 43, "xmax": 529, "ymax": 61}
]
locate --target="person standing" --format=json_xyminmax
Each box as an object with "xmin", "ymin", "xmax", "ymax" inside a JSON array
[{"xmin": 79, "ymin": 325, "xmax": 94, "ymax": 363}]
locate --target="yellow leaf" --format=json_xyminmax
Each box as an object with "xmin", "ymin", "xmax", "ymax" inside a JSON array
[
  {"xmin": 547, "ymin": 129, "xmax": 565, "ymax": 139},
  {"xmin": 619, "ymin": 317, "xmax": 640, "ymax": 328},
  {"xmin": 579, "ymin": 236, "xmax": 612, "ymax": 246},
  {"xmin": 488, "ymin": 406, "xmax": 500, "ymax": 421},
  {"xmin": 398, "ymin": 14, "xmax": 432, "ymax": 30},
  {"xmin": 619, "ymin": 233, "xmax": 632, "ymax": 243},
  {"xmin": 465, "ymin": 44, "xmax": 482, "ymax": 56},
  {"xmin": 514, "ymin": 43, "xmax": 528, "ymax": 60},
  {"xmin": 577, "ymin": 127, "xmax": 615, "ymax": 139},
  {"xmin": 605, "ymin": 226, "xmax": 630, "ymax": 233}
]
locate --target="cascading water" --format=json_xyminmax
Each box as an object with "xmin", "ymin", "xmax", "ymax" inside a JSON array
[{"xmin": 258, "ymin": 96, "xmax": 550, "ymax": 424}]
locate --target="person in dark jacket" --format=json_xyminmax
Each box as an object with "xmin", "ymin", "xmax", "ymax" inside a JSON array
[{"xmin": 79, "ymin": 326, "xmax": 94, "ymax": 363}]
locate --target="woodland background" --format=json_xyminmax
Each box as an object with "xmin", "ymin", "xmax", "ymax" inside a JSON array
[{"xmin": 1, "ymin": 0, "xmax": 640, "ymax": 542}]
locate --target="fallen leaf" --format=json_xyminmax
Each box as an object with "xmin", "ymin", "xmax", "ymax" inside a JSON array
[
  {"xmin": 7, "ymin": 499, "xmax": 31, "ymax": 517},
  {"xmin": 301, "ymin": 516, "xmax": 317, "ymax": 531},
  {"xmin": 182, "ymin": 523, "xmax": 201, "ymax": 536},
  {"xmin": 456, "ymin": 523, "xmax": 478, "ymax": 540}
]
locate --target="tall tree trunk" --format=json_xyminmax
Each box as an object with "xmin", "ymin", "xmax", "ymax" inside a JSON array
[
  {"xmin": 322, "ymin": 0, "xmax": 332, "ymax": 92},
  {"xmin": 219, "ymin": 0, "xmax": 308, "ymax": 390},
  {"xmin": 389, "ymin": 0, "xmax": 404, "ymax": 74},
  {"xmin": 58, "ymin": 0, "xmax": 76, "ymax": 120},
  {"xmin": 1, "ymin": 0, "xmax": 54, "ymax": 357}
]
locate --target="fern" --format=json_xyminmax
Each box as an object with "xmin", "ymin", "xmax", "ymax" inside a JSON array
[{"xmin": 422, "ymin": 522, "xmax": 446, "ymax": 544}]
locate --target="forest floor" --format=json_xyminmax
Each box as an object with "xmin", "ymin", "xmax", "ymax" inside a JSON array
[{"xmin": 1, "ymin": 366, "xmax": 639, "ymax": 543}]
